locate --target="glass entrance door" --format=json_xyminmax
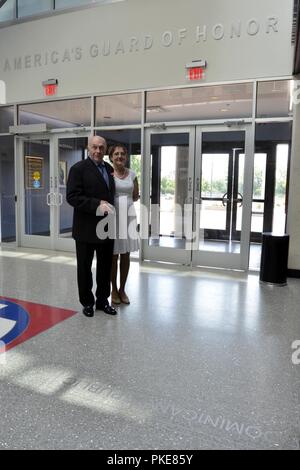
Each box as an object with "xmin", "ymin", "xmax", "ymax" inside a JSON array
[
  {"xmin": 17, "ymin": 135, "xmax": 53, "ymax": 249},
  {"xmin": 53, "ymin": 134, "xmax": 89, "ymax": 251},
  {"xmin": 143, "ymin": 125, "xmax": 253, "ymax": 269},
  {"xmin": 192, "ymin": 126, "xmax": 253, "ymax": 269},
  {"xmin": 142, "ymin": 127, "xmax": 195, "ymax": 264},
  {"xmin": 17, "ymin": 133, "xmax": 89, "ymax": 251},
  {"xmin": 197, "ymin": 143, "xmax": 244, "ymax": 243}
]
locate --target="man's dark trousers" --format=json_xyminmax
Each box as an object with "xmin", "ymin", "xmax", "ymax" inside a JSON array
[{"xmin": 75, "ymin": 240, "xmax": 114, "ymax": 307}]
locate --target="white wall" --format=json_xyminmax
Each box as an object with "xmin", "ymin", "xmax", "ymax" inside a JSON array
[{"xmin": 0, "ymin": 0, "xmax": 295, "ymax": 103}]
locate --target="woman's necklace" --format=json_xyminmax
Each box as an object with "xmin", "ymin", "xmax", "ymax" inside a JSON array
[{"xmin": 114, "ymin": 167, "xmax": 128, "ymax": 179}]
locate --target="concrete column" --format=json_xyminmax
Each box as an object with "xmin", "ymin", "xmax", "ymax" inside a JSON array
[{"xmin": 287, "ymin": 77, "xmax": 300, "ymax": 270}]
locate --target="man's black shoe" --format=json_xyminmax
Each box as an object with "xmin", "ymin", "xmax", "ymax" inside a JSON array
[
  {"xmin": 96, "ymin": 303, "xmax": 117, "ymax": 315},
  {"xmin": 82, "ymin": 305, "xmax": 94, "ymax": 317}
]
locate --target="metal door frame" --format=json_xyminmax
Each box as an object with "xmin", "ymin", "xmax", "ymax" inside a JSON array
[
  {"xmin": 142, "ymin": 126, "xmax": 195, "ymax": 265},
  {"xmin": 16, "ymin": 133, "xmax": 54, "ymax": 250},
  {"xmin": 52, "ymin": 132, "xmax": 89, "ymax": 252},
  {"xmin": 192, "ymin": 124, "xmax": 254, "ymax": 270},
  {"xmin": 15, "ymin": 132, "xmax": 90, "ymax": 251},
  {"xmin": 141, "ymin": 123, "xmax": 254, "ymax": 270}
]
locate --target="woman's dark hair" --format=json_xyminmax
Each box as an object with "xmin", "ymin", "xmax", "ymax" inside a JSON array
[{"xmin": 108, "ymin": 143, "xmax": 128, "ymax": 162}]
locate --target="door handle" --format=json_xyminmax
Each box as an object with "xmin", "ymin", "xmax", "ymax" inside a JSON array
[
  {"xmin": 238, "ymin": 192, "xmax": 243, "ymax": 206},
  {"xmin": 46, "ymin": 192, "xmax": 57, "ymax": 206},
  {"xmin": 233, "ymin": 192, "xmax": 243, "ymax": 206},
  {"xmin": 222, "ymin": 192, "xmax": 229, "ymax": 206},
  {"xmin": 52, "ymin": 193, "xmax": 63, "ymax": 206}
]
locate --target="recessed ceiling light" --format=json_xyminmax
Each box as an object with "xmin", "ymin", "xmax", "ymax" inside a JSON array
[
  {"xmin": 220, "ymin": 103, "xmax": 230, "ymax": 111},
  {"xmin": 146, "ymin": 105, "xmax": 165, "ymax": 113}
]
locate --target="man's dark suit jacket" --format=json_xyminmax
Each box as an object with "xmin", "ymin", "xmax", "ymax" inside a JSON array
[{"xmin": 66, "ymin": 158, "xmax": 115, "ymax": 244}]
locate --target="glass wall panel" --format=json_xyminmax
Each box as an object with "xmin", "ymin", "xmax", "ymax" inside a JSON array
[
  {"xmin": 19, "ymin": 98, "xmax": 91, "ymax": 129},
  {"xmin": 17, "ymin": 0, "xmax": 52, "ymax": 18},
  {"xmin": 55, "ymin": 0, "xmax": 92, "ymax": 9},
  {"xmin": 23, "ymin": 139, "xmax": 50, "ymax": 236},
  {"xmin": 273, "ymin": 144, "xmax": 289, "ymax": 234},
  {"xmin": 95, "ymin": 129, "xmax": 141, "ymax": 177},
  {"xmin": 146, "ymin": 83, "xmax": 253, "ymax": 122},
  {"xmin": 0, "ymin": 106, "xmax": 14, "ymax": 133},
  {"xmin": 55, "ymin": 0, "xmax": 124, "ymax": 9},
  {"xmin": 249, "ymin": 122, "xmax": 292, "ymax": 269},
  {"xmin": 256, "ymin": 80, "xmax": 293, "ymax": 118},
  {"xmin": 58, "ymin": 137, "xmax": 88, "ymax": 239},
  {"xmin": 0, "ymin": 136, "xmax": 15, "ymax": 241},
  {"xmin": 0, "ymin": 0, "xmax": 15, "ymax": 22},
  {"xmin": 251, "ymin": 202, "xmax": 264, "ymax": 233},
  {"xmin": 197, "ymin": 131, "xmax": 245, "ymax": 253},
  {"xmin": 147, "ymin": 132, "xmax": 190, "ymax": 249},
  {"xmin": 250, "ymin": 153, "xmax": 266, "ymax": 234},
  {"xmin": 95, "ymin": 129, "xmax": 141, "ymax": 256},
  {"xmin": 95, "ymin": 93, "xmax": 142, "ymax": 126}
]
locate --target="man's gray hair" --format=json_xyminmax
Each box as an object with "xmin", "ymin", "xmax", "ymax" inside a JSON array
[{"xmin": 88, "ymin": 134, "xmax": 107, "ymax": 148}]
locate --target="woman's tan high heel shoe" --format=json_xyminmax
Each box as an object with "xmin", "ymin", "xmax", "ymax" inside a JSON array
[
  {"xmin": 111, "ymin": 291, "xmax": 121, "ymax": 304},
  {"xmin": 118, "ymin": 291, "xmax": 130, "ymax": 304}
]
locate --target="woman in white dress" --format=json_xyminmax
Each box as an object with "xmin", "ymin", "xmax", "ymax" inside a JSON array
[{"xmin": 109, "ymin": 144, "xmax": 139, "ymax": 305}]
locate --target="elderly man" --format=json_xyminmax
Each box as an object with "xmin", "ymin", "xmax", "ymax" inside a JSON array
[{"xmin": 67, "ymin": 135, "xmax": 117, "ymax": 316}]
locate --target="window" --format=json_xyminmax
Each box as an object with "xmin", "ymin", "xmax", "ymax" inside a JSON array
[
  {"xmin": 17, "ymin": 0, "xmax": 53, "ymax": 18},
  {"xmin": 249, "ymin": 122, "xmax": 292, "ymax": 269},
  {"xmin": 0, "ymin": 0, "xmax": 14, "ymax": 22},
  {"xmin": 256, "ymin": 80, "xmax": 293, "ymax": 118},
  {"xmin": 19, "ymin": 98, "xmax": 91, "ymax": 129},
  {"xmin": 55, "ymin": 0, "xmax": 93, "ymax": 9},
  {"xmin": 95, "ymin": 93, "xmax": 142, "ymax": 127},
  {"xmin": 146, "ymin": 83, "xmax": 253, "ymax": 122},
  {"xmin": 0, "ymin": 136, "xmax": 15, "ymax": 242},
  {"xmin": 95, "ymin": 128, "xmax": 141, "ymax": 253},
  {"xmin": 0, "ymin": 106, "xmax": 14, "ymax": 133},
  {"xmin": 1, "ymin": 0, "xmax": 125, "ymax": 23}
]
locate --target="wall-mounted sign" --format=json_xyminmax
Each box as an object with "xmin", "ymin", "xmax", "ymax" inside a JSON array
[
  {"xmin": 25, "ymin": 156, "xmax": 44, "ymax": 189},
  {"xmin": 0, "ymin": 0, "xmax": 294, "ymax": 102}
]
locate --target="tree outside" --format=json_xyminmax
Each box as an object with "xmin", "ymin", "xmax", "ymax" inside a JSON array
[{"xmin": 130, "ymin": 155, "xmax": 141, "ymax": 185}]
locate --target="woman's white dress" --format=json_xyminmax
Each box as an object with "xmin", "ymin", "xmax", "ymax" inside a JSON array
[{"xmin": 113, "ymin": 169, "xmax": 140, "ymax": 255}]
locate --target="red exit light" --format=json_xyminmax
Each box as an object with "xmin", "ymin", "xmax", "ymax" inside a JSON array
[
  {"xmin": 188, "ymin": 67, "xmax": 204, "ymax": 81},
  {"xmin": 42, "ymin": 79, "xmax": 58, "ymax": 97},
  {"xmin": 44, "ymin": 84, "xmax": 57, "ymax": 96}
]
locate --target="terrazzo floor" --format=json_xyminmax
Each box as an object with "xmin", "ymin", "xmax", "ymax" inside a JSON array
[{"xmin": 0, "ymin": 244, "xmax": 300, "ymax": 450}]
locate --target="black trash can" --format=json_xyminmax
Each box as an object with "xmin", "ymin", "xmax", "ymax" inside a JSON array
[{"xmin": 259, "ymin": 232, "xmax": 289, "ymax": 286}]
